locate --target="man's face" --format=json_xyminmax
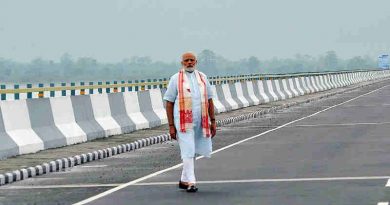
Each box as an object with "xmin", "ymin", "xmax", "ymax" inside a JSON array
[{"xmin": 181, "ymin": 53, "xmax": 197, "ymax": 68}]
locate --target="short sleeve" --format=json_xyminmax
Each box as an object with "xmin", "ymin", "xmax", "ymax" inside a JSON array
[{"xmin": 163, "ymin": 74, "xmax": 178, "ymax": 102}]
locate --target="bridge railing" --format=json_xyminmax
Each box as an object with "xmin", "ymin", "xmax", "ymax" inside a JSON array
[{"xmin": 0, "ymin": 69, "xmax": 378, "ymax": 100}]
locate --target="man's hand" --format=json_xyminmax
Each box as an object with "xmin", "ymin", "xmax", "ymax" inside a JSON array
[
  {"xmin": 169, "ymin": 125, "xmax": 177, "ymax": 140},
  {"xmin": 210, "ymin": 121, "xmax": 217, "ymax": 138}
]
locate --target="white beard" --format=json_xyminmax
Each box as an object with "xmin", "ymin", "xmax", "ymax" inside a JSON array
[{"xmin": 184, "ymin": 67, "xmax": 195, "ymax": 72}]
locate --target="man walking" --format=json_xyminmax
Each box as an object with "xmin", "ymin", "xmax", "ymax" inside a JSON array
[{"xmin": 164, "ymin": 52, "xmax": 217, "ymax": 192}]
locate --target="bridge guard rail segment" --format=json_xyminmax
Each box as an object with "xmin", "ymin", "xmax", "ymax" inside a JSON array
[
  {"xmin": 0, "ymin": 69, "xmax": 381, "ymax": 101},
  {"xmin": 0, "ymin": 70, "xmax": 389, "ymax": 159}
]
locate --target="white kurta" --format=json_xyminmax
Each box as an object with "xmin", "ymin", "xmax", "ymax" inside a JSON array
[{"xmin": 163, "ymin": 71, "xmax": 213, "ymax": 159}]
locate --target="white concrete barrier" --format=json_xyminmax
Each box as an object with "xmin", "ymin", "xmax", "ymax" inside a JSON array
[
  {"xmin": 214, "ymin": 84, "xmax": 233, "ymax": 112},
  {"xmin": 322, "ymin": 75, "xmax": 332, "ymax": 90},
  {"xmin": 305, "ymin": 77, "xmax": 315, "ymax": 93},
  {"xmin": 222, "ymin": 84, "xmax": 240, "ymax": 110},
  {"xmin": 254, "ymin": 80, "xmax": 270, "ymax": 103},
  {"xmin": 311, "ymin": 76, "xmax": 320, "ymax": 92},
  {"xmin": 299, "ymin": 77, "xmax": 310, "ymax": 94},
  {"xmin": 245, "ymin": 81, "xmax": 260, "ymax": 105},
  {"xmin": 274, "ymin": 80, "xmax": 287, "ymax": 100},
  {"xmin": 234, "ymin": 82, "xmax": 250, "ymax": 107},
  {"xmin": 211, "ymin": 85, "xmax": 227, "ymax": 113},
  {"xmin": 281, "ymin": 79, "xmax": 293, "ymax": 98},
  {"xmin": 0, "ymin": 107, "xmax": 19, "ymax": 158},
  {"xmin": 122, "ymin": 92, "xmax": 149, "ymax": 130},
  {"xmin": 288, "ymin": 78, "xmax": 300, "ymax": 97},
  {"xmin": 333, "ymin": 74, "xmax": 342, "ymax": 88},
  {"xmin": 294, "ymin": 77, "xmax": 305, "ymax": 96},
  {"xmin": 266, "ymin": 80, "xmax": 279, "ymax": 101},
  {"xmin": 149, "ymin": 89, "xmax": 168, "ymax": 125},
  {"xmin": 50, "ymin": 96, "xmax": 87, "ymax": 145},
  {"xmin": 0, "ymin": 100, "xmax": 44, "ymax": 155},
  {"xmin": 90, "ymin": 94, "xmax": 122, "ymax": 137}
]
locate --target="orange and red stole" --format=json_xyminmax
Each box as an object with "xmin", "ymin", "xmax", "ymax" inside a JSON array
[{"xmin": 178, "ymin": 69, "xmax": 211, "ymax": 137}]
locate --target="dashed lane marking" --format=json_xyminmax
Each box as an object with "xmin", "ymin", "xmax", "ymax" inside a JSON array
[{"xmin": 80, "ymin": 165, "xmax": 108, "ymax": 168}]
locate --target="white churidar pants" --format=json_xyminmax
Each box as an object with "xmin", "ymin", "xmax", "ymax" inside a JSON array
[{"xmin": 181, "ymin": 157, "xmax": 196, "ymax": 183}]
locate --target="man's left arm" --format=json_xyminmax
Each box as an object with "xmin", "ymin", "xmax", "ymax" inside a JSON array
[
  {"xmin": 208, "ymin": 98, "xmax": 217, "ymax": 137},
  {"xmin": 202, "ymin": 72, "xmax": 217, "ymax": 137}
]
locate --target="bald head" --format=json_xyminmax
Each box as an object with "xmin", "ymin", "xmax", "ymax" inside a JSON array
[{"xmin": 181, "ymin": 52, "xmax": 197, "ymax": 70}]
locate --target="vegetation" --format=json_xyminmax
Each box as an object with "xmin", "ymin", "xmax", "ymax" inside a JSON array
[{"xmin": 0, "ymin": 50, "xmax": 377, "ymax": 83}]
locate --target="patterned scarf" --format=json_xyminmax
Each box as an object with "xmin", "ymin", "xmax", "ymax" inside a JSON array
[{"xmin": 178, "ymin": 68, "xmax": 211, "ymax": 137}]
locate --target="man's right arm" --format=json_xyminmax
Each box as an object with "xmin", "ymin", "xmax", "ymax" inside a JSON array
[
  {"xmin": 163, "ymin": 74, "xmax": 178, "ymax": 140},
  {"xmin": 165, "ymin": 101, "xmax": 177, "ymax": 140}
]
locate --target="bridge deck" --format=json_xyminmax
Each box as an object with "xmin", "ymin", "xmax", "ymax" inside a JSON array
[{"xmin": 0, "ymin": 79, "xmax": 389, "ymax": 205}]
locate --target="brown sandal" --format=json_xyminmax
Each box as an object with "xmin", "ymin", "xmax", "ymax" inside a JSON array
[{"xmin": 178, "ymin": 181, "xmax": 189, "ymax": 189}]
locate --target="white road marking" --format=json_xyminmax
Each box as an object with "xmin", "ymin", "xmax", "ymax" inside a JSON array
[
  {"xmin": 293, "ymin": 122, "xmax": 390, "ymax": 127},
  {"xmin": 222, "ymin": 126, "xmax": 279, "ymax": 129},
  {"xmin": 386, "ymin": 178, "xmax": 390, "ymax": 187},
  {"xmin": 9, "ymin": 176, "xmax": 387, "ymax": 190},
  {"xmin": 30, "ymin": 177, "xmax": 64, "ymax": 180},
  {"xmin": 139, "ymin": 147, "xmax": 170, "ymax": 150},
  {"xmin": 221, "ymin": 121, "xmax": 390, "ymax": 129},
  {"xmin": 0, "ymin": 184, "xmax": 120, "ymax": 189},
  {"xmin": 80, "ymin": 165, "xmax": 108, "ymax": 168},
  {"xmin": 377, "ymin": 202, "xmax": 389, "ymax": 205},
  {"xmin": 134, "ymin": 176, "xmax": 390, "ymax": 186},
  {"xmin": 341, "ymin": 104, "xmax": 390, "ymax": 107},
  {"xmin": 74, "ymin": 84, "xmax": 390, "ymax": 205},
  {"xmin": 358, "ymin": 95, "xmax": 390, "ymax": 98}
]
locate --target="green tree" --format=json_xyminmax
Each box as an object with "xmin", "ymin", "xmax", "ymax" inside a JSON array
[
  {"xmin": 322, "ymin": 51, "xmax": 339, "ymax": 70},
  {"xmin": 247, "ymin": 56, "xmax": 260, "ymax": 73},
  {"xmin": 198, "ymin": 49, "xmax": 217, "ymax": 72}
]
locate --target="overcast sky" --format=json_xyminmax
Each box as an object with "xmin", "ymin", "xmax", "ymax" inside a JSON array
[{"xmin": 0, "ymin": 0, "xmax": 389, "ymax": 62}]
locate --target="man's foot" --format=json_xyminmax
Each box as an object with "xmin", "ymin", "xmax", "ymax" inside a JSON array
[
  {"xmin": 186, "ymin": 184, "xmax": 198, "ymax": 192},
  {"xmin": 178, "ymin": 181, "xmax": 189, "ymax": 189}
]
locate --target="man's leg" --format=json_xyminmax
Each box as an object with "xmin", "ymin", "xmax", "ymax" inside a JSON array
[
  {"xmin": 176, "ymin": 125, "xmax": 198, "ymax": 192},
  {"xmin": 180, "ymin": 157, "xmax": 198, "ymax": 192},
  {"xmin": 181, "ymin": 157, "xmax": 195, "ymax": 184}
]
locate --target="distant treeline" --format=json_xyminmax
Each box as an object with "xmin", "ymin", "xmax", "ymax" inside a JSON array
[{"xmin": 0, "ymin": 50, "xmax": 377, "ymax": 83}]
